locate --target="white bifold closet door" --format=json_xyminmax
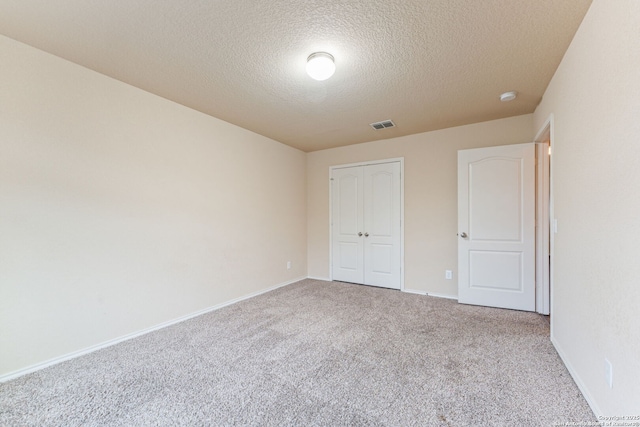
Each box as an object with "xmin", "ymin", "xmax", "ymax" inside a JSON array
[{"xmin": 331, "ymin": 161, "xmax": 401, "ymax": 290}]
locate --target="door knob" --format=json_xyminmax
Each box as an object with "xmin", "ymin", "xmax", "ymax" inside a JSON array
[
  {"xmin": 364, "ymin": 232, "xmax": 369, "ymax": 237},
  {"xmin": 358, "ymin": 232, "xmax": 363, "ymax": 237},
  {"xmin": 460, "ymin": 232, "xmax": 468, "ymax": 238}
]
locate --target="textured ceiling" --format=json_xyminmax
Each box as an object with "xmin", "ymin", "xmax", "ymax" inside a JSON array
[{"xmin": 0, "ymin": 0, "xmax": 592, "ymax": 152}]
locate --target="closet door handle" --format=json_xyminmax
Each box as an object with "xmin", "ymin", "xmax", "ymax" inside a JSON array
[
  {"xmin": 364, "ymin": 232, "xmax": 369, "ymax": 237},
  {"xmin": 358, "ymin": 232, "xmax": 363, "ymax": 237}
]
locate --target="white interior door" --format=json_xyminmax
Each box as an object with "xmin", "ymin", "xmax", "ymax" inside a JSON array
[
  {"xmin": 458, "ymin": 143, "xmax": 536, "ymax": 311},
  {"xmin": 331, "ymin": 161, "xmax": 401, "ymax": 290},
  {"xmin": 331, "ymin": 166, "xmax": 364, "ymax": 284},
  {"xmin": 363, "ymin": 162, "xmax": 401, "ymax": 288}
]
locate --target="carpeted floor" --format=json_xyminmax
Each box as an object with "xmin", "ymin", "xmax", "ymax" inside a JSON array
[{"xmin": 1, "ymin": 279, "xmax": 596, "ymax": 426}]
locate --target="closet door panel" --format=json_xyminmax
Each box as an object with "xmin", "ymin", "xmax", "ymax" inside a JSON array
[
  {"xmin": 364, "ymin": 162, "xmax": 401, "ymax": 289},
  {"xmin": 331, "ymin": 167, "xmax": 364, "ymax": 284}
]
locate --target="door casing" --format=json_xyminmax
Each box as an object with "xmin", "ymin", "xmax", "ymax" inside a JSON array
[
  {"xmin": 534, "ymin": 115, "xmax": 554, "ymax": 317},
  {"xmin": 535, "ymin": 141, "xmax": 551, "ymax": 315}
]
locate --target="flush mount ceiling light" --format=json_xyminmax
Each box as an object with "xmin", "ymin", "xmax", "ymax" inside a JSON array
[
  {"xmin": 500, "ymin": 91, "xmax": 518, "ymax": 102},
  {"xmin": 306, "ymin": 52, "xmax": 335, "ymax": 81}
]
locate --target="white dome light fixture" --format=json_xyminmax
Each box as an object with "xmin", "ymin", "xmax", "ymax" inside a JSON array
[
  {"xmin": 306, "ymin": 52, "xmax": 335, "ymax": 81},
  {"xmin": 500, "ymin": 91, "xmax": 518, "ymax": 102}
]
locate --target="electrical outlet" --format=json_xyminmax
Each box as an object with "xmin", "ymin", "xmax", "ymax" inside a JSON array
[
  {"xmin": 604, "ymin": 358, "xmax": 613, "ymax": 388},
  {"xmin": 286, "ymin": 261, "xmax": 291, "ymax": 270},
  {"xmin": 445, "ymin": 270, "xmax": 452, "ymax": 280}
]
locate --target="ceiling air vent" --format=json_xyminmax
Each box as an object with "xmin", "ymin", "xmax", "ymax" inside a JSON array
[{"xmin": 370, "ymin": 120, "xmax": 396, "ymax": 130}]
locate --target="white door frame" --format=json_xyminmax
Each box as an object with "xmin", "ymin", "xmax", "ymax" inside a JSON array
[
  {"xmin": 535, "ymin": 143, "xmax": 550, "ymax": 315},
  {"xmin": 329, "ymin": 157, "xmax": 405, "ymax": 291},
  {"xmin": 534, "ymin": 115, "xmax": 555, "ymax": 317}
]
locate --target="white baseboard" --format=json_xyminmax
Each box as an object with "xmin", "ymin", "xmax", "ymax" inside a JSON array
[
  {"xmin": 426, "ymin": 292, "xmax": 458, "ymax": 300},
  {"xmin": 0, "ymin": 276, "xmax": 306, "ymax": 383},
  {"xmin": 402, "ymin": 289, "xmax": 458, "ymax": 301},
  {"xmin": 306, "ymin": 276, "xmax": 331, "ymax": 282},
  {"xmin": 551, "ymin": 336, "xmax": 601, "ymax": 418},
  {"xmin": 402, "ymin": 288, "xmax": 427, "ymax": 295}
]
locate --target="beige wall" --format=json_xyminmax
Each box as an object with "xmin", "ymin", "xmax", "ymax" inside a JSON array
[
  {"xmin": 533, "ymin": 0, "xmax": 640, "ymax": 415},
  {"xmin": 307, "ymin": 115, "xmax": 533, "ymax": 295},
  {"xmin": 0, "ymin": 36, "xmax": 307, "ymax": 377}
]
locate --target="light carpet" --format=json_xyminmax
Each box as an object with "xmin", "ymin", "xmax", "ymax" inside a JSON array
[{"xmin": 0, "ymin": 279, "xmax": 596, "ymax": 426}]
